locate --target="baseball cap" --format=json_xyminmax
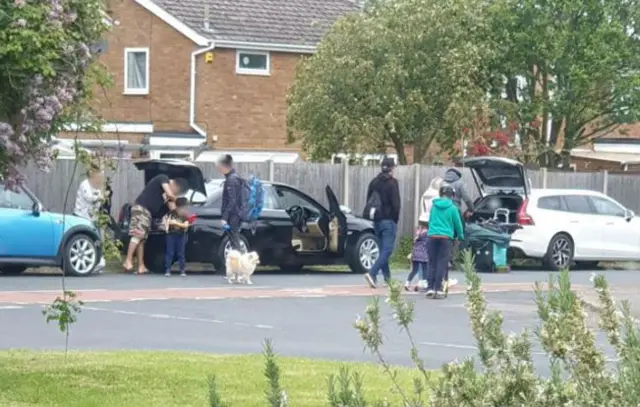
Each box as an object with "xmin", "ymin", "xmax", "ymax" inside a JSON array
[{"xmin": 381, "ymin": 156, "xmax": 396, "ymax": 172}]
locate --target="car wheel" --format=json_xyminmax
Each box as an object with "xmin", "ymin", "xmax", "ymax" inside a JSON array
[
  {"xmin": 0, "ymin": 266, "xmax": 27, "ymax": 275},
  {"xmin": 63, "ymin": 234, "xmax": 99, "ymax": 276},
  {"xmin": 213, "ymin": 235, "xmax": 249, "ymax": 274},
  {"xmin": 348, "ymin": 232, "xmax": 379, "ymax": 274},
  {"xmin": 543, "ymin": 233, "xmax": 574, "ymax": 271}
]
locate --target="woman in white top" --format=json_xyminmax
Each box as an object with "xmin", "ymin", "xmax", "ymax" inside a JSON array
[{"xmin": 73, "ymin": 169, "xmax": 106, "ymax": 272}]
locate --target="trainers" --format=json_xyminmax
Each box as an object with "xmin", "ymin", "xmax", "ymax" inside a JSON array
[
  {"xmin": 164, "ymin": 271, "xmax": 171, "ymax": 277},
  {"xmin": 436, "ymin": 290, "xmax": 446, "ymax": 298},
  {"xmin": 448, "ymin": 278, "xmax": 458, "ymax": 288},
  {"xmin": 180, "ymin": 271, "xmax": 187, "ymax": 277},
  {"xmin": 403, "ymin": 282, "xmax": 410, "ymax": 291},
  {"xmin": 425, "ymin": 289, "xmax": 435, "ymax": 298},
  {"xmin": 364, "ymin": 274, "xmax": 377, "ymax": 289}
]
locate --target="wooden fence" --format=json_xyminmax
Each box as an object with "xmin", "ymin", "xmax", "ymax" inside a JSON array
[{"xmin": 22, "ymin": 160, "xmax": 640, "ymax": 237}]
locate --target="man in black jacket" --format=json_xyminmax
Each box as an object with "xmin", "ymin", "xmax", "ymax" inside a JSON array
[
  {"xmin": 216, "ymin": 154, "xmax": 244, "ymax": 250},
  {"xmin": 364, "ymin": 156, "xmax": 401, "ymax": 288}
]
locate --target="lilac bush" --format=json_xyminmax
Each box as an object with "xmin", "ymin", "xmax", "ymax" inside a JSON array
[{"xmin": 0, "ymin": 0, "xmax": 109, "ymax": 188}]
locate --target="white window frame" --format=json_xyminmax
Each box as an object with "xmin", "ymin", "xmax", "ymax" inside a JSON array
[
  {"xmin": 151, "ymin": 150, "xmax": 194, "ymax": 160},
  {"xmin": 235, "ymin": 50, "xmax": 270, "ymax": 76},
  {"xmin": 124, "ymin": 47, "xmax": 150, "ymax": 95}
]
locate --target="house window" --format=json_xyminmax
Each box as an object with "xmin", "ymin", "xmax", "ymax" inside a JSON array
[
  {"xmin": 236, "ymin": 51, "xmax": 270, "ymax": 76},
  {"xmin": 151, "ymin": 150, "xmax": 194, "ymax": 160},
  {"xmin": 124, "ymin": 48, "xmax": 149, "ymax": 95}
]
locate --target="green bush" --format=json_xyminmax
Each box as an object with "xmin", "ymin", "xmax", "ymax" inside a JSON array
[
  {"xmin": 210, "ymin": 249, "xmax": 640, "ymax": 405},
  {"xmin": 390, "ymin": 236, "xmax": 414, "ymax": 267}
]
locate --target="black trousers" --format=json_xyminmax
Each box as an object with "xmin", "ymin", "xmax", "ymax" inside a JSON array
[{"xmin": 426, "ymin": 238, "xmax": 453, "ymax": 291}]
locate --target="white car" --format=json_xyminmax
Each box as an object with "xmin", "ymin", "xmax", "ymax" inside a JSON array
[{"xmin": 463, "ymin": 157, "xmax": 637, "ymax": 270}]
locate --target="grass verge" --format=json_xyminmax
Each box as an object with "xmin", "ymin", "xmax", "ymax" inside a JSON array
[{"xmin": 0, "ymin": 350, "xmax": 429, "ymax": 407}]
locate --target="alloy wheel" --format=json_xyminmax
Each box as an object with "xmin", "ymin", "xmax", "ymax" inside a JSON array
[
  {"xmin": 359, "ymin": 238, "xmax": 380, "ymax": 270},
  {"xmin": 69, "ymin": 237, "xmax": 97, "ymax": 275},
  {"xmin": 551, "ymin": 236, "xmax": 572, "ymax": 269}
]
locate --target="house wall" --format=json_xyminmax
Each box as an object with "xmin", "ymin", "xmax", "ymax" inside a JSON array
[
  {"xmin": 58, "ymin": 0, "xmax": 197, "ymax": 146},
  {"xmin": 570, "ymin": 156, "xmax": 640, "ymax": 173},
  {"xmin": 194, "ymin": 49, "xmax": 302, "ymax": 151}
]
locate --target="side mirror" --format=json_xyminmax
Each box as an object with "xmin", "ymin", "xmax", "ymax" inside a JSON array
[
  {"xmin": 625, "ymin": 209, "xmax": 634, "ymax": 221},
  {"xmin": 190, "ymin": 190, "xmax": 206, "ymax": 205},
  {"xmin": 32, "ymin": 202, "xmax": 42, "ymax": 216},
  {"xmin": 339, "ymin": 205, "xmax": 352, "ymax": 215}
]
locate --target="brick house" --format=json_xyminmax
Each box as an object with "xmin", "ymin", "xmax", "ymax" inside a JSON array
[
  {"xmin": 570, "ymin": 123, "xmax": 640, "ymax": 172},
  {"xmin": 56, "ymin": 0, "xmax": 358, "ymax": 162}
]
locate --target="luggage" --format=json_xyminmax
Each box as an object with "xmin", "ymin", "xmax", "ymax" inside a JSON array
[{"xmin": 464, "ymin": 222, "xmax": 511, "ymax": 273}]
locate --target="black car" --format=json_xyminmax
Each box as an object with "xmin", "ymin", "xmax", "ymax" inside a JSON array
[{"xmin": 116, "ymin": 159, "xmax": 380, "ymax": 274}]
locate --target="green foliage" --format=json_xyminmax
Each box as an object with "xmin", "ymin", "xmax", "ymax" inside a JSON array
[
  {"xmin": 486, "ymin": 0, "xmax": 640, "ymax": 165},
  {"xmin": 286, "ymin": 0, "xmax": 493, "ymax": 164},
  {"xmin": 263, "ymin": 339, "xmax": 287, "ymax": 407},
  {"xmin": 41, "ymin": 290, "xmax": 83, "ymax": 359},
  {"xmin": 390, "ymin": 236, "xmax": 413, "ymax": 266},
  {"xmin": 207, "ymin": 374, "xmax": 230, "ymax": 407},
  {"xmin": 327, "ymin": 366, "xmax": 368, "ymax": 407}
]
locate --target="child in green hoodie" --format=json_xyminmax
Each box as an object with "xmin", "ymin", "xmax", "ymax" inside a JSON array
[{"xmin": 425, "ymin": 184, "xmax": 464, "ymax": 299}]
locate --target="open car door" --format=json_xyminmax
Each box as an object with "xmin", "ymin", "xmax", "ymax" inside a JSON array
[{"xmin": 325, "ymin": 185, "xmax": 347, "ymax": 254}]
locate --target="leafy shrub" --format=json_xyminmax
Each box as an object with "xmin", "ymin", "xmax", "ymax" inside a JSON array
[{"xmin": 211, "ymin": 248, "xmax": 640, "ymax": 405}]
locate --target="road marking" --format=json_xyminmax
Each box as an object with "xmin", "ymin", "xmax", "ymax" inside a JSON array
[
  {"xmin": 0, "ymin": 305, "xmax": 23, "ymax": 310},
  {"xmin": 82, "ymin": 306, "xmax": 271, "ymax": 329}
]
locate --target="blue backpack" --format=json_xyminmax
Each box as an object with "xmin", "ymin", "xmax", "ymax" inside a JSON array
[{"xmin": 239, "ymin": 175, "xmax": 264, "ymax": 222}]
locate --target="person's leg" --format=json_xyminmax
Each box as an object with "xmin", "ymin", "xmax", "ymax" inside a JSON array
[
  {"xmin": 425, "ymin": 238, "xmax": 439, "ymax": 295},
  {"xmin": 123, "ymin": 206, "xmax": 145, "ymax": 271},
  {"xmin": 369, "ymin": 220, "xmax": 394, "ymax": 285},
  {"xmin": 177, "ymin": 234, "xmax": 187, "ymax": 276},
  {"xmin": 364, "ymin": 221, "xmax": 383, "ymax": 288},
  {"xmin": 136, "ymin": 239, "xmax": 147, "ymax": 273},
  {"xmin": 164, "ymin": 234, "xmax": 175, "ymax": 276},
  {"xmin": 435, "ymin": 240, "xmax": 453, "ymax": 295},
  {"xmin": 124, "ymin": 239, "xmax": 139, "ymax": 271},
  {"xmin": 380, "ymin": 221, "xmax": 397, "ymax": 283},
  {"xmin": 405, "ymin": 260, "xmax": 419, "ymax": 288}
]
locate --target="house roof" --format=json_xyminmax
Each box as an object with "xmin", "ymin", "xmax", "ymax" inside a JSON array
[
  {"xmin": 570, "ymin": 150, "xmax": 640, "ymax": 165},
  {"xmin": 137, "ymin": 0, "xmax": 360, "ymax": 50}
]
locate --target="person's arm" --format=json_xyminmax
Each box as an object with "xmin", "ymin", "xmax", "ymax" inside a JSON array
[
  {"xmin": 390, "ymin": 179, "xmax": 401, "ymax": 222},
  {"xmin": 221, "ymin": 175, "xmax": 239, "ymax": 222},
  {"xmin": 366, "ymin": 180, "xmax": 373, "ymax": 201},
  {"xmin": 159, "ymin": 175, "xmax": 176, "ymax": 201},
  {"xmin": 452, "ymin": 208, "xmax": 464, "ymax": 241},
  {"xmin": 460, "ymin": 184, "xmax": 474, "ymax": 212}
]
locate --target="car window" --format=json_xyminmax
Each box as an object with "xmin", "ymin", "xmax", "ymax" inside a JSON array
[
  {"xmin": 538, "ymin": 196, "xmax": 565, "ymax": 211},
  {"xmin": 205, "ymin": 186, "xmax": 278, "ymax": 210},
  {"xmin": 590, "ymin": 196, "xmax": 626, "ymax": 217},
  {"xmin": 562, "ymin": 195, "xmax": 594, "ymax": 214},
  {"xmin": 273, "ymin": 186, "xmax": 318, "ymax": 211},
  {"xmin": 0, "ymin": 184, "xmax": 34, "ymax": 210}
]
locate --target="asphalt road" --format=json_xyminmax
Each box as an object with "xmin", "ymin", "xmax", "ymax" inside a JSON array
[{"xmin": 0, "ymin": 268, "xmax": 635, "ymax": 374}]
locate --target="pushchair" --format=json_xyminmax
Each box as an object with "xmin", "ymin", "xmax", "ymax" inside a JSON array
[{"xmin": 462, "ymin": 213, "xmax": 514, "ymax": 273}]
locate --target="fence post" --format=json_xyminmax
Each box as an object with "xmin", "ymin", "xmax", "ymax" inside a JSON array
[
  {"xmin": 342, "ymin": 160, "xmax": 350, "ymax": 206},
  {"xmin": 413, "ymin": 163, "xmax": 421, "ymax": 227},
  {"xmin": 542, "ymin": 167, "xmax": 548, "ymax": 189},
  {"xmin": 603, "ymin": 170, "xmax": 608, "ymax": 194},
  {"xmin": 267, "ymin": 160, "xmax": 274, "ymax": 182}
]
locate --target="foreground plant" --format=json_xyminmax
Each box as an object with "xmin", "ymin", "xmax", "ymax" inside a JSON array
[
  {"xmin": 42, "ymin": 290, "xmax": 83, "ymax": 360},
  {"xmin": 352, "ymin": 249, "xmax": 640, "ymax": 406}
]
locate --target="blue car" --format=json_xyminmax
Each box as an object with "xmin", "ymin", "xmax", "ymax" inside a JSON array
[{"xmin": 0, "ymin": 181, "xmax": 102, "ymax": 276}]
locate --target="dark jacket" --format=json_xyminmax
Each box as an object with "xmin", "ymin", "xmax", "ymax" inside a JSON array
[
  {"xmin": 366, "ymin": 172, "xmax": 401, "ymax": 223},
  {"xmin": 221, "ymin": 170, "xmax": 243, "ymax": 229},
  {"xmin": 443, "ymin": 168, "xmax": 474, "ymax": 211}
]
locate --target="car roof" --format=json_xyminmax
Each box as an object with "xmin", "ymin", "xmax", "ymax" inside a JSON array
[{"xmin": 530, "ymin": 188, "xmax": 607, "ymax": 198}]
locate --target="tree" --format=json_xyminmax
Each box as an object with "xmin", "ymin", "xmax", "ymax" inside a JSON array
[
  {"xmin": 286, "ymin": 0, "xmax": 493, "ymax": 164},
  {"xmin": 485, "ymin": 0, "xmax": 640, "ymax": 166},
  {"xmin": 0, "ymin": 0, "xmax": 109, "ymax": 188}
]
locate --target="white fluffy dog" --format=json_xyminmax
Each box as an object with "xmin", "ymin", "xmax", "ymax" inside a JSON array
[{"xmin": 225, "ymin": 250, "xmax": 260, "ymax": 285}]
